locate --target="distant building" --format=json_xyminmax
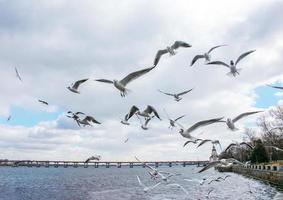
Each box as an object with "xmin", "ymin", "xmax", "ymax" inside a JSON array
[{"xmin": 209, "ymin": 145, "xmax": 218, "ymax": 162}]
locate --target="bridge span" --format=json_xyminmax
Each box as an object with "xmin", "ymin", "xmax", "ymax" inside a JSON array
[{"xmin": 0, "ymin": 160, "xmax": 208, "ymax": 168}]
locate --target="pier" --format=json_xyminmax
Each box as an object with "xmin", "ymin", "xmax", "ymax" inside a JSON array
[{"xmin": 0, "ymin": 159, "xmax": 208, "ymax": 168}]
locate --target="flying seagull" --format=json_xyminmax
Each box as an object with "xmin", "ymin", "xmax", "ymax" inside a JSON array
[
  {"xmin": 136, "ymin": 175, "xmax": 161, "ymax": 193},
  {"xmin": 163, "ymin": 109, "xmax": 185, "ymax": 130},
  {"xmin": 190, "ymin": 45, "xmax": 226, "ymax": 66},
  {"xmin": 217, "ymin": 111, "xmax": 262, "ymax": 131},
  {"xmin": 127, "ymin": 105, "xmax": 161, "ymax": 121},
  {"xmin": 224, "ymin": 142, "xmax": 254, "ymax": 152},
  {"xmin": 207, "ymin": 50, "xmax": 255, "ymax": 76},
  {"xmin": 67, "ymin": 79, "xmax": 88, "ymax": 94},
  {"xmin": 139, "ymin": 116, "xmax": 155, "ymax": 130},
  {"xmin": 267, "ymin": 84, "xmax": 283, "ymax": 90},
  {"xmin": 197, "ymin": 140, "xmax": 222, "ymax": 150},
  {"xmin": 158, "ymin": 88, "xmax": 193, "ymax": 102},
  {"xmin": 66, "ymin": 111, "xmax": 85, "ymax": 127},
  {"xmin": 124, "ymin": 138, "xmax": 129, "ymax": 143},
  {"xmin": 178, "ymin": 117, "xmax": 223, "ymax": 138},
  {"xmin": 15, "ymin": 67, "xmax": 23, "ymax": 82},
  {"xmin": 154, "ymin": 41, "xmax": 192, "ymax": 66},
  {"xmin": 7, "ymin": 115, "xmax": 11, "ymax": 121},
  {"xmin": 184, "ymin": 178, "xmax": 206, "ymax": 185},
  {"xmin": 95, "ymin": 66, "xmax": 154, "ymax": 97},
  {"xmin": 183, "ymin": 138, "xmax": 203, "ymax": 147},
  {"xmin": 85, "ymin": 155, "xmax": 101, "ymax": 163},
  {"xmin": 38, "ymin": 99, "xmax": 48, "ymax": 105},
  {"xmin": 166, "ymin": 183, "xmax": 189, "ymax": 195},
  {"xmin": 198, "ymin": 158, "xmax": 243, "ymax": 173},
  {"xmin": 78, "ymin": 116, "xmax": 101, "ymax": 126}
]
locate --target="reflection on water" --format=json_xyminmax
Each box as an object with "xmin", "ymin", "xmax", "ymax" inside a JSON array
[{"xmin": 0, "ymin": 166, "xmax": 281, "ymax": 200}]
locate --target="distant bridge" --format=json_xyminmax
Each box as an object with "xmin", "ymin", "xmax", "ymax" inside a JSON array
[{"xmin": 0, "ymin": 160, "xmax": 208, "ymax": 168}]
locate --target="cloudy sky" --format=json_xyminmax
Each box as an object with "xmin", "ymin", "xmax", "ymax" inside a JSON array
[{"xmin": 0, "ymin": 0, "xmax": 283, "ymax": 162}]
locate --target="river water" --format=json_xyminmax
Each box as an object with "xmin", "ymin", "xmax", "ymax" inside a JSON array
[{"xmin": 0, "ymin": 165, "xmax": 282, "ymax": 200}]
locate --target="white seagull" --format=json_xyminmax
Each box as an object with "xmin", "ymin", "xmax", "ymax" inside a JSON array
[
  {"xmin": 95, "ymin": 66, "xmax": 154, "ymax": 97},
  {"xmin": 267, "ymin": 84, "xmax": 283, "ymax": 90},
  {"xmin": 178, "ymin": 117, "xmax": 223, "ymax": 138},
  {"xmin": 198, "ymin": 158, "xmax": 243, "ymax": 173},
  {"xmin": 15, "ymin": 67, "xmax": 23, "ymax": 82},
  {"xmin": 136, "ymin": 176, "xmax": 162, "ymax": 193},
  {"xmin": 78, "ymin": 115, "xmax": 101, "ymax": 126},
  {"xmin": 67, "ymin": 79, "xmax": 88, "ymax": 94},
  {"xmin": 158, "ymin": 88, "xmax": 193, "ymax": 102},
  {"xmin": 163, "ymin": 109, "xmax": 185, "ymax": 130},
  {"xmin": 217, "ymin": 111, "xmax": 262, "ymax": 131},
  {"xmin": 127, "ymin": 105, "xmax": 161, "ymax": 121},
  {"xmin": 38, "ymin": 99, "xmax": 48, "ymax": 105},
  {"xmin": 207, "ymin": 50, "xmax": 255, "ymax": 76},
  {"xmin": 67, "ymin": 111, "xmax": 85, "ymax": 127},
  {"xmin": 265, "ymin": 145, "xmax": 283, "ymax": 152},
  {"xmin": 197, "ymin": 140, "xmax": 222, "ymax": 150},
  {"xmin": 224, "ymin": 142, "xmax": 254, "ymax": 152},
  {"xmin": 190, "ymin": 45, "xmax": 226, "ymax": 66},
  {"xmin": 154, "ymin": 41, "xmax": 192, "ymax": 66},
  {"xmin": 139, "ymin": 116, "xmax": 155, "ymax": 130}
]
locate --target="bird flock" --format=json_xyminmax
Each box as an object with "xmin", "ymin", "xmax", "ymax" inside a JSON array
[{"xmin": 8, "ymin": 40, "xmax": 283, "ymax": 198}]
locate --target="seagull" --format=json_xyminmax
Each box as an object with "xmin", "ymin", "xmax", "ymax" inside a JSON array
[
  {"xmin": 95, "ymin": 66, "xmax": 154, "ymax": 97},
  {"xmin": 224, "ymin": 142, "xmax": 254, "ymax": 152},
  {"xmin": 197, "ymin": 140, "xmax": 222, "ymax": 150},
  {"xmin": 67, "ymin": 79, "xmax": 88, "ymax": 94},
  {"xmin": 178, "ymin": 117, "xmax": 224, "ymax": 138},
  {"xmin": 166, "ymin": 183, "xmax": 189, "ymax": 195},
  {"xmin": 38, "ymin": 99, "xmax": 48, "ymax": 105},
  {"xmin": 217, "ymin": 111, "xmax": 263, "ymax": 131},
  {"xmin": 78, "ymin": 116, "xmax": 101, "ymax": 126},
  {"xmin": 127, "ymin": 105, "xmax": 161, "ymax": 121},
  {"xmin": 206, "ymin": 189, "xmax": 214, "ymax": 199},
  {"xmin": 207, "ymin": 175, "xmax": 230, "ymax": 184},
  {"xmin": 135, "ymin": 156, "xmax": 170, "ymax": 180},
  {"xmin": 15, "ymin": 67, "xmax": 23, "ymax": 82},
  {"xmin": 136, "ymin": 175, "xmax": 162, "ymax": 193},
  {"xmin": 120, "ymin": 114, "xmax": 130, "ymax": 125},
  {"xmin": 267, "ymin": 84, "xmax": 283, "ymax": 90},
  {"xmin": 190, "ymin": 45, "xmax": 226, "ymax": 66},
  {"xmin": 198, "ymin": 158, "xmax": 243, "ymax": 173},
  {"xmin": 7, "ymin": 115, "xmax": 11, "ymax": 121},
  {"xmin": 124, "ymin": 138, "xmax": 129, "ymax": 143},
  {"xmin": 158, "ymin": 88, "xmax": 193, "ymax": 102},
  {"xmin": 207, "ymin": 50, "xmax": 256, "ymax": 76},
  {"xmin": 183, "ymin": 138, "xmax": 203, "ymax": 147},
  {"xmin": 85, "ymin": 155, "xmax": 101, "ymax": 163},
  {"xmin": 163, "ymin": 109, "xmax": 185, "ymax": 130},
  {"xmin": 264, "ymin": 145, "xmax": 283, "ymax": 152},
  {"xmin": 154, "ymin": 41, "xmax": 192, "ymax": 66},
  {"xmin": 184, "ymin": 178, "xmax": 206, "ymax": 185},
  {"xmin": 67, "ymin": 111, "xmax": 85, "ymax": 127}
]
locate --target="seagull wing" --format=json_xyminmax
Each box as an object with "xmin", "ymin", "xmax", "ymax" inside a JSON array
[
  {"xmin": 154, "ymin": 49, "xmax": 169, "ymax": 66},
  {"xmin": 240, "ymin": 142, "xmax": 254, "ymax": 150},
  {"xmin": 73, "ymin": 79, "xmax": 88, "ymax": 89},
  {"xmin": 127, "ymin": 106, "xmax": 139, "ymax": 120},
  {"xmin": 190, "ymin": 55, "xmax": 205, "ymax": 66},
  {"xmin": 149, "ymin": 182, "xmax": 162, "ymax": 190},
  {"xmin": 232, "ymin": 111, "xmax": 262, "ymax": 123},
  {"xmin": 95, "ymin": 79, "xmax": 114, "ymax": 84},
  {"xmin": 198, "ymin": 161, "xmax": 220, "ymax": 173},
  {"xmin": 171, "ymin": 41, "xmax": 192, "ymax": 49},
  {"xmin": 185, "ymin": 117, "xmax": 223, "ymax": 134},
  {"xmin": 167, "ymin": 183, "xmax": 189, "ymax": 195},
  {"xmin": 224, "ymin": 143, "xmax": 237, "ymax": 152},
  {"xmin": 136, "ymin": 176, "xmax": 145, "ymax": 188},
  {"xmin": 177, "ymin": 88, "xmax": 193, "ymax": 96},
  {"xmin": 158, "ymin": 90, "xmax": 175, "ymax": 96},
  {"xmin": 174, "ymin": 115, "xmax": 185, "ymax": 122},
  {"xmin": 207, "ymin": 45, "xmax": 226, "ymax": 54},
  {"xmin": 119, "ymin": 66, "xmax": 154, "ymax": 86},
  {"xmin": 197, "ymin": 139, "xmax": 212, "ymax": 148},
  {"xmin": 144, "ymin": 105, "xmax": 161, "ymax": 120},
  {"xmin": 15, "ymin": 67, "xmax": 22, "ymax": 81},
  {"xmin": 207, "ymin": 61, "xmax": 230, "ymax": 68},
  {"xmin": 38, "ymin": 100, "xmax": 48, "ymax": 105},
  {"xmin": 84, "ymin": 116, "xmax": 101, "ymax": 124},
  {"xmin": 267, "ymin": 84, "xmax": 283, "ymax": 90},
  {"xmin": 235, "ymin": 50, "xmax": 256, "ymax": 66}
]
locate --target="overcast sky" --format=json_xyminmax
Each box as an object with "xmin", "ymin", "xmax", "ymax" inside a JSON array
[{"xmin": 0, "ymin": 0, "xmax": 283, "ymax": 161}]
